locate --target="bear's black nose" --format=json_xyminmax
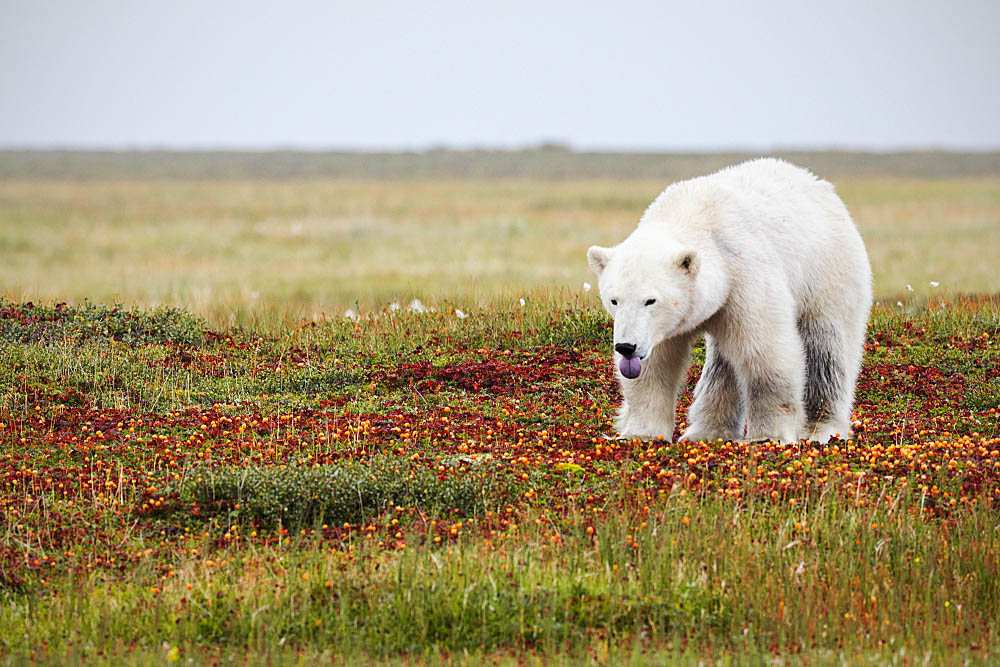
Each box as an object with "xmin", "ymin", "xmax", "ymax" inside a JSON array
[{"xmin": 615, "ymin": 343, "xmax": 637, "ymax": 358}]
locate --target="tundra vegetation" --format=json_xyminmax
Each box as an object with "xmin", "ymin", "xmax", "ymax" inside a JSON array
[{"xmin": 0, "ymin": 151, "xmax": 998, "ymax": 664}]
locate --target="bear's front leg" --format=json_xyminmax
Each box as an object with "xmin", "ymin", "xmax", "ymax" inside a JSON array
[
  {"xmin": 681, "ymin": 334, "xmax": 746, "ymax": 443},
  {"xmin": 615, "ymin": 334, "xmax": 693, "ymax": 441},
  {"xmin": 718, "ymin": 313, "xmax": 805, "ymax": 445},
  {"xmin": 741, "ymin": 345, "xmax": 804, "ymax": 445},
  {"xmin": 616, "ymin": 395, "xmax": 676, "ymax": 441},
  {"xmin": 743, "ymin": 377, "xmax": 802, "ymax": 444}
]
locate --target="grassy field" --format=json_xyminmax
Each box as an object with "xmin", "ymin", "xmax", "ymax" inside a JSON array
[
  {"xmin": 3, "ymin": 148, "xmax": 1000, "ymax": 181},
  {"xmin": 0, "ymin": 297, "xmax": 998, "ymax": 664},
  {"xmin": 1, "ymin": 151, "xmax": 998, "ymax": 327},
  {"xmin": 1, "ymin": 153, "xmax": 999, "ymax": 663}
]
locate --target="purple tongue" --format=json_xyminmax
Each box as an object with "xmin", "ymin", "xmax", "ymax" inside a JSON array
[{"xmin": 619, "ymin": 356, "xmax": 642, "ymax": 379}]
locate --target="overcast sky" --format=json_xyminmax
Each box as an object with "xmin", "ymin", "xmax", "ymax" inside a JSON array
[{"xmin": 1, "ymin": 0, "xmax": 998, "ymax": 150}]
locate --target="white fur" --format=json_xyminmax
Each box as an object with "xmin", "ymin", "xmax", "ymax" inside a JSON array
[{"xmin": 587, "ymin": 158, "xmax": 872, "ymax": 444}]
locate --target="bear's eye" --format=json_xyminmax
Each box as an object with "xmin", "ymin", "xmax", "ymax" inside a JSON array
[
  {"xmin": 610, "ymin": 299, "xmax": 618, "ymax": 306},
  {"xmin": 644, "ymin": 299, "xmax": 656, "ymax": 306}
]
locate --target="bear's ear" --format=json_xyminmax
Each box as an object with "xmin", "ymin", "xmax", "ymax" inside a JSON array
[
  {"xmin": 674, "ymin": 250, "xmax": 700, "ymax": 275},
  {"xmin": 587, "ymin": 246, "xmax": 613, "ymax": 276}
]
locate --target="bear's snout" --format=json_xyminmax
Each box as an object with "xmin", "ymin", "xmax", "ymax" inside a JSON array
[{"xmin": 614, "ymin": 343, "xmax": 637, "ymax": 358}]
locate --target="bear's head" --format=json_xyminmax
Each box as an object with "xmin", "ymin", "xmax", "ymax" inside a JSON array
[{"xmin": 587, "ymin": 240, "xmax": 700, "ymax": 380}]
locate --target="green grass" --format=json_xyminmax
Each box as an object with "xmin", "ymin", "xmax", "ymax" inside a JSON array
[
  {"xmin": 1, "ymin": 492, "xmax": 997, "ymax": 664},
  {"xmin": 0, "ymin": 296, "xmax": 998, "ymax": 664}
]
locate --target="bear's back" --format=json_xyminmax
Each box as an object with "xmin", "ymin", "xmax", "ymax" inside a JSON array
[
  {"xmin": 637, "ymin": 158, "xmax": 868, "ymax": 312},
  {"xmin": 641, "ymin": 158, "xmax": 851, "ymax": 239}
]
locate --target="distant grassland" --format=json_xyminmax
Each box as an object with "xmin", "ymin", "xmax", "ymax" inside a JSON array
[
  {"xmin": 1, "ymin": 150, "xmax": 998, "ymax": 327},
  {"xmin": 4, "ymin": 148, "xmax": 1000, "ymax": 180}
]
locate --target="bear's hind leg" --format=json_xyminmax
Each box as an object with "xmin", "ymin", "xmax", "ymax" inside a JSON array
[
  {"xmin": 798, "ymin": 316, "xmax": 856, "ymax": 442},
  {"xmin": 681, "ymin": 335, "xmax": 745, "ymax": 443}
]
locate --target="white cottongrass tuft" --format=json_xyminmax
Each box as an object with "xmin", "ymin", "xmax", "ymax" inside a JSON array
[
  {"xmin": 388, "ymin": 301, "xmax": 401, "ymax": 312},
  {"xmin": 344, "ymin": 308, "xmax": 359, "ymax": 321},
  {"xmin": 906, "ymin": 284, "xmax": 913, "ymax": 292},
  {"xmin": 583, "ymin": 282, "xmax": 592, "ymax": 292},
  {"xmin": 930, "ymin": 281, "xmax": 940, "ymax": 287},
  {"xmin": 407, "ymin": 298, "xmax": 428, "ymax": 313},
  {"xmin": 455, "ymin": 309, "xmax": 468, "ymax": 319},
  {"xmin": 519, "ymin": 298, "xmax": 525, "ymax": 307},
  {"xmin": 896, "ymin": 301, "xmax": 904, "ymax": 307}
]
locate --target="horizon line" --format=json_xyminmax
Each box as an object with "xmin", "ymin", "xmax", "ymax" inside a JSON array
[{"xmin": 2, "ymin": 143, "xmax": 1000, "ymax": 155}]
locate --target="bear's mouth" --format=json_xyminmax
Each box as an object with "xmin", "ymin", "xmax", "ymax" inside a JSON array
[{"xmin": 619, "ymin": 356, "xmax": 642, "ymax": 379}]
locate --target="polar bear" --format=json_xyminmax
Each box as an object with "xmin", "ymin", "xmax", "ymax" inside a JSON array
[{"xmin": 587, "ymin": 158, "xmax": 872, "ymax": 444}]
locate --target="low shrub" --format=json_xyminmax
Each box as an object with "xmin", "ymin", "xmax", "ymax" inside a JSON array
[
  {"xmin": 175, "ymin": 457, "xmax": 514, "ymax": 527},
  {"xmin": 0, "ymin": 299, "xmax": 206, "ymax": 346}
]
